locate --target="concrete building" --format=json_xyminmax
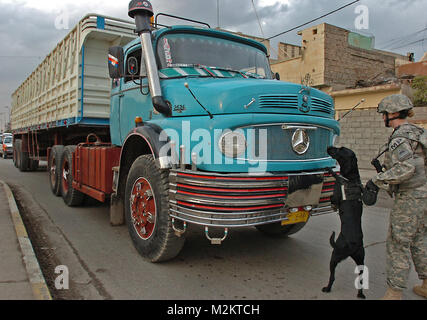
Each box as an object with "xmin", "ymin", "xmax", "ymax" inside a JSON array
[{"xmin": 270, "ymin": 23, "xmax": 409, "ymax": 91}]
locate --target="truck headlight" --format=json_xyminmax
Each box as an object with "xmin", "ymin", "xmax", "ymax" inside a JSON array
[{"xmin": 219, "ymin": 131, "xmax": 247, "ymax": 158}]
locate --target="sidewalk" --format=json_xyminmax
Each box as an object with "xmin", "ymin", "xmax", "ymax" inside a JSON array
[{"xmin": 0, "ymin": 182, "xmax": 51, "ymax": 300}]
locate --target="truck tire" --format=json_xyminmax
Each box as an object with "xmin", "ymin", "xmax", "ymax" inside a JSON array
[
  {"xmin": 125, "ymin": 155, "xmax": 185, "ymax": 262},
  {"xmin": 256, "ymin": 221, "xmax": 307, "ymax": 238},
  {"xmin": 19, "ymin": 142, "xmax": 30, "ymax": 172},
  {"xmin": 49, "ymin": 145, "xmax": 64, "ymax": 196},
  {"xmin": 13, "ymin": 143, "xmax": 17, "ymax": 166},
  {"xmin": 60, "ymin": 146, "xmax": 85, "ymax": 207},
  {"xmin": 14, "ymin": 140, "xmax": 21, "ymax": 168},
  {"xmin": 29, "ymin": 160, "xmax": 39, "ymax": 171}
]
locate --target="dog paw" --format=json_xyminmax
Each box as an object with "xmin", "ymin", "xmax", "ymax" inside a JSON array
[
  {"xmin": 322, "ymin": 287, "xmax": 331, "ymax": 293},
  {"xmin": 357, "ymin": 293, "xmax": 366, "ymax": 299}
]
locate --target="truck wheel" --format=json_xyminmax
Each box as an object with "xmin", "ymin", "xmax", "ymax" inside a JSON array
[
  {"xmin": 125, "ymin": 155, "xmax": 185, "ymax": 262},
  {"xmin": 60, "ymin": 146, "xmax": 85, "ymax": 207},
  {"xmin": 256, "ymin": 222, "xmax": 307, "ymax": 238},
  {"xmin": 29, "ymin": 160, "xmax": 39, "ymax": 171},
  {"xmin": 19, "ymin": 142, "xmax": 30, "ymax": 172},
  {"xmin": 14, "ymin": 140, "xmax": 21, "ymax": 168},
  {"xmin": 49, "ymin": 145, "xmax": 64, "ymax": 196}
]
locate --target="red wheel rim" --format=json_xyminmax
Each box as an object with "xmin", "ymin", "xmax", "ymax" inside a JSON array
[
  {"xmin": 130, "ymin": 177, "xmax": 156, "ymax": 240},
  {"xmin": 62, "ymin": 158, "xmax": 70, "ymax": 195}
]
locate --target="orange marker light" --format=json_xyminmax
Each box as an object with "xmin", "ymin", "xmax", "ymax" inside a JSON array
[{"xmin": 135, "ymin": 116, "xmax": 143, "ymax": 127}]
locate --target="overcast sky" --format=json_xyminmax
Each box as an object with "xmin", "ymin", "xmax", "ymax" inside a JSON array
[{"xmin": 0, "ymin": 0, "xmax": 426, "ymax": 124}]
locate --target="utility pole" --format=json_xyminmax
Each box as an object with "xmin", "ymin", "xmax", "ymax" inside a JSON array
[
  {"xmin": 0, "ymin": 112, "xmax": 5, "ymax": 132},
  {"xmin": 4, "ymin": 106, "xmax": 9, "ymax": 132}
]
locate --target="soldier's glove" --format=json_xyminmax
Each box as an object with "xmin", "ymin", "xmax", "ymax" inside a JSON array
[
  {"xmin": 362, "ymin": 180, "xmax": 379, "ymax": 206},
  {"xmin": 366, "ymin": 180, "xmax": 379, "ymax": 192},
  {"xmin": 371, "ymin": 159, "xmax": 383, "ymax": 173}
]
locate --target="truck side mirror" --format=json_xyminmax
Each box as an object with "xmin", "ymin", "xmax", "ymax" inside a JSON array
[
  {"xmin": 274, "ymin": 72, "xmax": 280, "ymax": 81},
  {"xmin": 108, "ymin": 46, "xmax": 125, "ymax": 79}
]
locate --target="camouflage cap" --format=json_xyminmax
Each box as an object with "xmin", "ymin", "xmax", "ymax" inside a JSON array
[{"xmin": 377, "ymin": 94, "xmax": 413, "ymax": 114}]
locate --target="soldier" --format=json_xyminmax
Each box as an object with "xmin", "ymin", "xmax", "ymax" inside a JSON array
[{"xmin": 366, "ymin": 94, "xmax": 427, "ymax": 300}]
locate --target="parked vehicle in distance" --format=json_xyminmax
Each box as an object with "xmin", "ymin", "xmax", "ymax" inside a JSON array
[{"xmin": 1, "ymin": 134, "xmax": 13, "ymax": 159}]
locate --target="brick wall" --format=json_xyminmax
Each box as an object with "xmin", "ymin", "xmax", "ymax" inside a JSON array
[
  {"xmin": 335, "ymin": 106, "xmax": 427, "ymax": 169},
  {"xmin": 335, "ymin": 108, "xmax": 392, "ymax": 169},
  {"xmin": 323, "ymin": 24, "xmax": 397, "ymax": 91}
]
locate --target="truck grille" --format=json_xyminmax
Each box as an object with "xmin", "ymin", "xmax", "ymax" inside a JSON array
[
  {"xmin": 311, "ymin": 97, "xmax": 334, "ymax": 115},
  {"xmin": 259, "ymin": 94, "xmax": 298, "ymax": 109},
  {"xmin": 259, "ymin": 94, "xmax": 334, "ymax": 117},
  {"xmin": 241, "ymin": 123, "xmax": 332, "ymax": 162},
  {"xmin": 169, "ymin": 170, "xmax": 336, "ymax": 227}
]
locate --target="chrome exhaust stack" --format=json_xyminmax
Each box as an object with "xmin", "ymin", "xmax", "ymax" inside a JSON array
[{"xmin": 128, "ymin": 0, "xmax": 171, "ymax": 117}]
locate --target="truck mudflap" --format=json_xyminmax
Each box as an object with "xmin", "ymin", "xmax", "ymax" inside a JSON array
[{"xmin": 168, "ymin": 169, "xmax": 337, "ymax": 229}]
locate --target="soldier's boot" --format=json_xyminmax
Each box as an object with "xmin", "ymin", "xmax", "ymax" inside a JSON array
[
  {"xmin": 381, "ymin": 287, "xmax": 402, "ymax": 300},
  {"xmin": 413, "ymin": 279, "xmax": 427, "ymax": 299}
]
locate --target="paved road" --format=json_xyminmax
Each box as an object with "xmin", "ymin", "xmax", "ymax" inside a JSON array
[{"xmin": 0, "ymin": 158, "xmax": 423, "ymax": 300}]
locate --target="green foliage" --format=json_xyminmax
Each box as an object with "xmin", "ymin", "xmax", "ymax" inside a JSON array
[{"xmin": 411, "ymin": 76, "xmax": 427, "ymax": 106}]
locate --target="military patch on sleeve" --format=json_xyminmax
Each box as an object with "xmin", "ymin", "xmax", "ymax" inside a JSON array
[
  {"xmin": 397, "ymin": 148, "xmax": 411, "ymax": 161},
  {"xmin": 389, "ymin": 138, "xmax": 405, "ymax": 151}
]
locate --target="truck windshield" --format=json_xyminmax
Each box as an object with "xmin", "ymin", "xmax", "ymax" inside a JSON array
[
  {"xmin": 157, "ymin": 33, "xmax": 272, "ymax": 79},
  {"xmin": 4, "ymin": 137, "xmax": 12, "ymax": 143}
]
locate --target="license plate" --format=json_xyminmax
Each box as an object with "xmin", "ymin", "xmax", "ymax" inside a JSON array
[{"xmin": 281, "ymin": 210, "xmax": 309, "ymax": 226}]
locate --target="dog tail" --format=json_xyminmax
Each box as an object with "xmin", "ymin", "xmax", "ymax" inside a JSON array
[{"xmin": 329, "ymin": 232, "xmax": 337, "ymax": 249}]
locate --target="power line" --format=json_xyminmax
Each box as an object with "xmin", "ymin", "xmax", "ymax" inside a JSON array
[
  {"xmin": 251, "ymin": 0, "xmax": 290, "ymax": 59},
  {"xmin": 251, "ymin": 0, "xmax": 266, "ymax": 39},
  {"xmin": 377, "ymin": 27, "xmax": 427, "ymax": 49},
  {"xmin": 266, "ymin": 0, "xmax": 360, "ymax": 40},
  {"xmin": 389, "ymin": 38, "xmax": 426, "ymax": 50},
  {"xmin": 0, "ymin": 56, "xmax": 43, "ymax": 59}
]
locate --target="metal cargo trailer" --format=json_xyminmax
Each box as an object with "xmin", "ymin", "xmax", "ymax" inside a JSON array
[{"xmin": 11, "ymin": 14, "xmax": 136, "ymax": 131}]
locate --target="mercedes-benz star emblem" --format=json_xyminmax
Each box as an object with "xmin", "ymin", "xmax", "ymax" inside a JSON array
[{"xmin": 292, "ymin": 129, "xmax": 310, "ymax": 155}]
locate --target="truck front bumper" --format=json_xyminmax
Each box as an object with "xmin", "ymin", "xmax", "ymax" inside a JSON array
[{"xmin": 169, "ymin": 169, "xmax": 336, "ymax": 228}]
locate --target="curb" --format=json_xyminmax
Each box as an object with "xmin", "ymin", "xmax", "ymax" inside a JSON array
[{"xmin": 1, "ymin": 180, "xmax": 52, "ymax": 301}]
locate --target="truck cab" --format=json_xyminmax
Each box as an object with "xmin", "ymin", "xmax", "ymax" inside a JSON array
[
  {"xmin": 11, "ymin": 0, "xmax": 340, "ymax": 263},
  {"xmin": 108, "ymin": 2, "xmax": 340, "ymax": 262}
]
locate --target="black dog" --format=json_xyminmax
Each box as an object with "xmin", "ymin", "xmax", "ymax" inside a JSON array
[{"xmin": 322, "ymin": 147, "xmax": 366, "ymax": 299}]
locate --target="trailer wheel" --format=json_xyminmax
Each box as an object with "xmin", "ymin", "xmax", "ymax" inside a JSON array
[
  {"xmin": 13, "ymin": 143, "xmax": 17, "ymax": 166},
  {"xmin": 256, "ymin": 222, "xmax": 307, "ymax": 238},
  {"xmin": 49, "ymin": 145, "xmax": 64, "ymax": 196},
  {"xmin": 14, "ymin": 140, "xmax": 21, "ymax": 168},
  {"xmin": 29, "ymin": 160, "xmax": 39, "ymax": 171},
  {"xmin": 125, "ymin": 155, "xmax": 185, "ymax": 262},
  {"xmin": 19, "ymin": 142, "xmax": 30, "ymax": 172},
  {"xmin": 61, "ymin": 146, "xmax": 85, "ymax": 207}
]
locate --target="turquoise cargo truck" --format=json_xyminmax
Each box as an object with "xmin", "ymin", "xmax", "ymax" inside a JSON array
[{"xmin": 12, "ymin": 0, "xmax": 340, "ymax": 262}]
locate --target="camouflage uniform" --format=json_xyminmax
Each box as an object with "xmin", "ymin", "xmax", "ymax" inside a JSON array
[{"xmin": 372, "ymin": 95, "xmax": 427, "ymax": 290}]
